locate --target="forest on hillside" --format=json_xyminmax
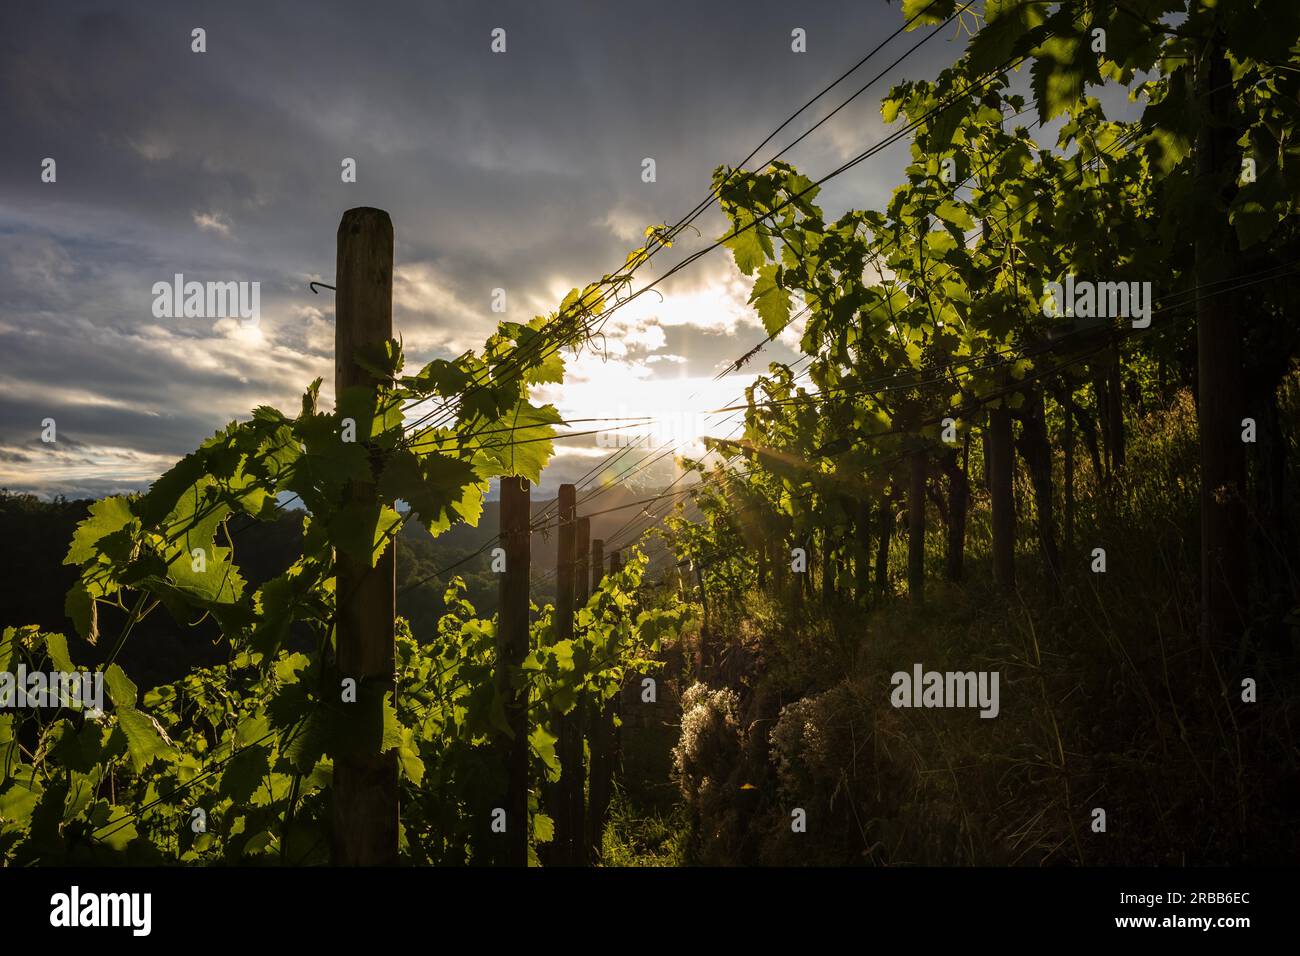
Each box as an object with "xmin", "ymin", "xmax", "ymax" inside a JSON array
[{"xmin": 2, "ymin": 0, "xmax": 1299, "ymax": 872}]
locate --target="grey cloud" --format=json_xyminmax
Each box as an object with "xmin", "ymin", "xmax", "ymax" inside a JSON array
[{"xmin": 0, "ymin": 0, "xmax": 967, "ymax": 498}]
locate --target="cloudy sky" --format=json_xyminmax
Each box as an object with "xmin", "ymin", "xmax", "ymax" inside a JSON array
[{"xmin": 0, "ymin": 0, "xmax": 988, "ymax": 500}]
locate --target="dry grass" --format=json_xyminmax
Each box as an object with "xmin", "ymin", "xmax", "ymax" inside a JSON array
[{"xmin": 662, "ymin": 388, "xmax": 1300, "ymax": 865}]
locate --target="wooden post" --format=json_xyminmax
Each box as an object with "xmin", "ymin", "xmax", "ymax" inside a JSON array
[
  {"xmin": 588, "ymin": 535, "xmax": 605, "ymax": 857},
  {"xmin": 575, "ymin": 519, "xmax": 591, "ymax": 609},
  {"xmin": 586, "ymin": 544, "xmax": 613, "ymax": 860},
  {"xmin": 608, "ymin": 550, "xmax": 626, "ymax": 775},
  {"xmin": 591, "ymin": 539, "xmax": 605, "ymax": 593},
  {"xmin": 332, "ymin": 207, "xmax": 398, "ymax": 867},
  {"xmin": 552, "ymin": 485, "xmax": 580, "ymax": 865},
  {"xmin": 571, "ymin": 517, "xmax": 590, "ymax": 865},
  {"xmin": 496, "ymin": 476, "xmax": 531, "ymax": 866}
]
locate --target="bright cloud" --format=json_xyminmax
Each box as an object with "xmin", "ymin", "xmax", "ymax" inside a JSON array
[{"xmin": 192, "ymin": 211, "xmax": 233, "ymax": 238}]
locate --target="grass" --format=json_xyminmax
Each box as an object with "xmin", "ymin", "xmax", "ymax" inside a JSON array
[
  {"xmin": 632, "ymin": 386, "xmax": 1300, "ymax": 866},
  {"xmin": 600, "ymin": 789, "xmax": 689, "ymax": 867}
]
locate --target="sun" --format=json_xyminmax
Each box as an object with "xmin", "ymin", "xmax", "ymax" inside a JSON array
[{"xmin": 538, "ymin": 353, "xmax": 750, "ymax": 457}]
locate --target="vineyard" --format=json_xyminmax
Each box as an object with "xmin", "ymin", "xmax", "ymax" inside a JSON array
[{"xmin": 2, "ymin": 0, "xmax": 1300, "ymax": 871}]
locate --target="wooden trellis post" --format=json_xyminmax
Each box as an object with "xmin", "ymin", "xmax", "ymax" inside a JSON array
[
  {"xmin": 552, "ymin": 485, "xmax": 581, "ymax": 865},
  {"xmin": 590, "ymin": 539, "xmax": 604, "ymax": 593},
  {"xmin": 496, "ymin": 476, "xmax": 531, "ymax": 866},
  {"xmin": 571, "ymin": 516, "xmax": 591, "ymax": 865},
  {"xmin": 587, "ymin": 548, "xmax": 620, "ymax": 858},
  {"xmin": 332, "ymin": 207, "xmax": 398, "ymax": 867},
  {"xmin": 609, "ymin": 550, "xmax": 626, "ymax": 775},
  {"xmin": 575, "ymin": 518, "xmax": 591, "ymax": 609},
  {"xmin": 586, "ymin": 539, "xmax": 607, "ymax": 857}
]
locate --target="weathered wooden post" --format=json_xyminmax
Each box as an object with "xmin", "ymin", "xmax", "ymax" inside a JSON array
[
  {"xmin": 609, "ymin": 550, "xmax": 626, "ymax": 777},
  {"xmin": 591, "ymin": 539, "xmax": 604, "ymax": 594},
  {"xmin": 552, "ymin": 485, "xmax": 580, "ymax": 865},
  {"xmin": 587, "ymin": 549, "xmax": 621, "ymax": 859},
  {"xmin": 496, "ymin": 476, "xmax": 531, "ymax": 866},
  {"xmin": 586, "ymin": 539, "xmax": 608, "ymax": 858},
  {"xmin": 571, "ymin": 516, "xmax": 591, "ymax": 865},
  {"xmin": 332, "ymin": 207, "xmax": 398, "ymax": 866},
  {"xmin": 575, "ymin": 519, "xmax": 591, "ymax": 609}
]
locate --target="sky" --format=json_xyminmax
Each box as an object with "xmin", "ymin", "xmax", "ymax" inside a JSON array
[{"xmin": 0, "ymin": 0, "xmax": 1016, "ymax": 501}]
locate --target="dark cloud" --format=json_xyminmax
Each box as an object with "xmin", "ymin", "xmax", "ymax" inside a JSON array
[{"xmin": 0, "ymin": 0, "xmax": 971, "ymax": 498}]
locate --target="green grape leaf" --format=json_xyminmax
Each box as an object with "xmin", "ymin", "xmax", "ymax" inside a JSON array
[
  {"xmin": 134, "ymin": 452, "xmax": 209, "ymax": 528},
  {"xmin": 0, "ymin": 771, "xmax": 42, "ymax": 828},
  {"xmin": 326, "ymin": 501, "xmax": 402, "ymax": 567},
  {"xmin": 104, "ymin": 664, "xmax": 137, "ymax": 709},
  {"xmin": 398, "ymin": 726, "xmax": 425, "ymax": 784},
  {"xmin": 281, "ymin": 709, "xmax": 330, "ymax": 773},
  {"xmin": 379, "ymin": 448, "xmax": 482, "ymax": 535},
  {"xmin": 168, "ymin": 543, "xmax": 246, "ymax": 604},
  {"xmin": 722, "ymin": 213, "xmax": 771, "ymax": 276},
  {"xmin": 64, "ymin": 497, "xmax": 135, "ymax": 567},
  {"xmin": 901, "ymin": 0, "xmax": 957, "ymax": 30},
  {"xmin": 88, "ymin": 801, "xmax": 138, "ymax": 851},
  {"xmin": 516, "ymin": 320, "xmax": 567, "ymax": 385},
  {"xmin": 116, "ymin": 707, "xmax": 178, "ymax": 773},
  {"xmin": 287, "ymin": 413, "xmax": 372, "ymax": 510},
  {"xmin": 337, "ymin": 386, "xmax": 406, "ymax": 445},
  {"xmin": 1030, "ymin": 34, "xmax": 1096, "ymax": 125},
  {"xmin": 41, "ymin": 632, "xmax": 75, "ymax": 674},
  {"xmin": 750, "ymin": 264, "xmax": 792, "ymax": 336},
  {"xmin": 933, "ymin": 199, "xmax": 975, "ymax": 232},
  {"xmin": 529, "ymin": 724, "xmax": 560, "ymax": 774},
  {"xmin": 471, "ymin": 401, "xmax": 563, "ymax": 484},
  {"xmin": 52, "ymin": 720, "xmax": 110, "ymax": 775},
  {"xmin": 967, "ymin": 0, "xmax": 1045, "ymax": 76},
  {"xmin": 351, "ymin": 338, "xmax": 405, "ymax": 380},
  {"xmin": 407, "ymin": 357, "xmax": 474, "ymax": 398},
  {"xmin": 64, "ymin": 585, "xmax": 99, "ymax": 645},
  {"xmin": 220, "ymin": 744, "xmax": 271, "ymax": 804},
  {"xmin": 532, "ymin": 812, "xmax": 555, "ymax": 844},
  {"xmin": 1229, "ymin": 199, "xmax": 1277, "ymax": 250}
]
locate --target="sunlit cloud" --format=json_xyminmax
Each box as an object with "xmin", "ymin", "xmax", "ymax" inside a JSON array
[
  {"xmin": 192, "ymin": 211, "xmax": 233, "ymax": 238},
  {"xmin": 0, "ymin": 0, "xmax": 945, "ymax": 499},
  {"xmin": 0, "ymin": 438, "xmax": 184, "ymax": 499}
]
